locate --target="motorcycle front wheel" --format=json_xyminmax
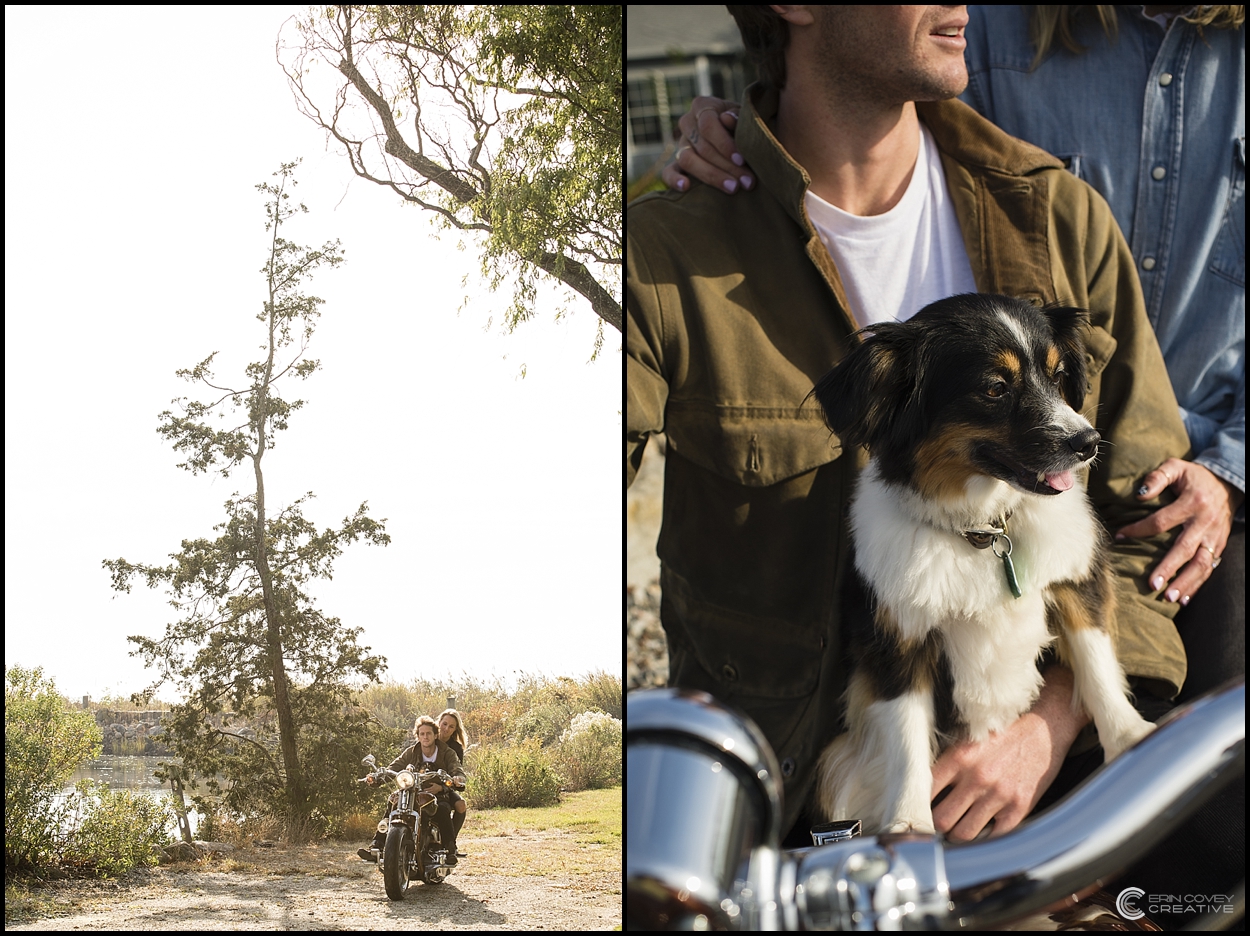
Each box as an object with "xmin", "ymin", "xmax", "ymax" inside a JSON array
[{"xmin": 383, "ymin": 825, "xmax": 414, "ymax": 900}]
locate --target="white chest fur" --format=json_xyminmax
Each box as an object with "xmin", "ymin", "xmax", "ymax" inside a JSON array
[{"xmin": 850, "ymin": 461, "xmax": 1101, "ymax": 738}]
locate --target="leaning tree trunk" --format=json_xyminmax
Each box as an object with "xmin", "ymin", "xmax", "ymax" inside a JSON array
[{"xmin": 249, "ymin": 224, "xmax": 308, "ymax": 825}]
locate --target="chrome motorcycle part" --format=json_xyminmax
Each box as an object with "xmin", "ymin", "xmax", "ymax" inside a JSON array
[
  {"xmin": 810, "ymin": 819, "xmax": 863, "ymax": 846},
  {"xmin": 626, "ymin": 687, "xmax": 784, "ymax": 930},
  {"xmin": 626, "ymin": 679, "xmax": 1245, "ymax": 930}
]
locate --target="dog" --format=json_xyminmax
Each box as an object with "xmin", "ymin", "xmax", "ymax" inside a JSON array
[{"xmin": 810, "ymin": 293, "xmax": 1154, "ymax": 834}]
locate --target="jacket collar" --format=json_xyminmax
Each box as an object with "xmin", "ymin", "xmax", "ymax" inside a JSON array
[{"xmin": 736, "ymin": 83, "xmax": 1064, "ymax": 232}]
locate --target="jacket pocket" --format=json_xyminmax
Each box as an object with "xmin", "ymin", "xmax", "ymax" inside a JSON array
[
  {"xmin": 662, "ymin": 566, "xmax": 825, "ymax": 701},
  {"xmin": 1209, "ymin": 136, "xmax": 1245, "ymax": 287},
  {"xmin": 664, "ymin": 399, "xmax": 839, "ymax": 488}
]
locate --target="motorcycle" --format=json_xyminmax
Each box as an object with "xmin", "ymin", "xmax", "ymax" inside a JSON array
[
  {"xmin": 358, "ymin": 754, "xmax": 465, "ymax": 900},
  {"xmin": 627, "ymin": 678, "xmax": 1245, "ymax": 930}
]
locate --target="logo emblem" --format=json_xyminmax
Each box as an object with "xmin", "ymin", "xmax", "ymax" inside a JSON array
[{"xmin": 1116, "ymin": 887, "xmax": 1145, "ymax": 921}]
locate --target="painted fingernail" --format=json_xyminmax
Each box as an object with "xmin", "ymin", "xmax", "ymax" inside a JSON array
[
  {"xmin": 1180, "ymin": 595, "xmax": 1190, "ymax": 606},
  {"xmin": 675, "ymin": 178, "xmax": 687, "ymax": 191},
  {"xmin": 740, "ymin": 175, "xmax": 754, "ymax": 190},
  {"xmin": 1114, "ymin": 533, "xmax": 1126, "ymax": 541},
  {"xmin": 1165, "ymin": 588, "xmax": 1179, "ymax": 602},
  {"xmin": 732, "ymin": 152, "xmax": 745, "ymax": 166},
  {"xmin": 727, "ymin": 111, "xmax": 739, "ymax": 121},
  {"xmin": 1137, "ymin": 485, "xmax": 1149, "ymax": 497},
  {"xmin": 723, "ymin": 179, "xmax": 738, "ymax": 193},
  {"xmin": 1151, "ymin": 576, "xmax": 1164, "ymax": 590}
]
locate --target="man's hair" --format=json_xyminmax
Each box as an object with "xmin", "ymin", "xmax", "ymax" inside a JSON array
[
  {"xmin": 726, "ymin": 6, "xmax": 790, "ymax": 89},
  {"xmin": 414, "ymin": 714, "xmax": 438, "ymax": 736}
]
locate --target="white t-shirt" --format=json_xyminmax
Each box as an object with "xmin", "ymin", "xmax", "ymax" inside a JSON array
[{"xmin": 804, "ymin": 123, "xmax": 976, "ymax": 327}]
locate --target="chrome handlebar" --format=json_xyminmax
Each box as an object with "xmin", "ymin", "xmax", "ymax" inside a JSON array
[{"xmin": 627, "ymin": 680, "xmax": 1245, "ymax": 930}]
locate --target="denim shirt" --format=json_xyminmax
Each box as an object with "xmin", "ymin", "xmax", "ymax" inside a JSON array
[{"xmin": 962, "ymin": 6, "xmax": 1245, "ymax": 507}]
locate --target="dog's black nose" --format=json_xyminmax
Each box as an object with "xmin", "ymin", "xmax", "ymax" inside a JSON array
[{"xmin": 1067, "ymin": 428, "xmax": 1100, "ymax": 460}]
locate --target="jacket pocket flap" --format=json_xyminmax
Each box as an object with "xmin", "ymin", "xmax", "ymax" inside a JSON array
[
  {"xmin": 665, "ymin": 401, "xmax": 839, "ymax": 487},
  {"xmin": 1083, "ymin": 325, "xmax": 1116, "ymax": 380}
]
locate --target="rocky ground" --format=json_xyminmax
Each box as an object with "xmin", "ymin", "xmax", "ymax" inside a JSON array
[
  {"xmin": 627, "ymin": 433, "xmax": 667, "ymax": 691},
  {"xmin": 626, "ymin": 583, "xmax": 667, "ymax": 690}
]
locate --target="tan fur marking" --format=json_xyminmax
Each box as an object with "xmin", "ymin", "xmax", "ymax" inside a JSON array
[
  {"xmin": 1047, "ymin": 573, "xmax": 1118, "ymax": 676},
  {"xmin": 1046, "ymin": 344, "xmax": 1061, "ymax": 372},
  {"xmin": 996, "ymin": 350, "xmax": 1022, "ymax": 379},
  {"xmin": 874, "ymin": 602, "xmax": 902, "ymax": 638},
  {"xmin": 843, "ymin": 670, "xmax": 875, "ymax": 739},
  {"xmin": 1048, "ymin": 585, "xmax": 1096, "ymax": 641},
  {"xmin": 912, "ymin": 424, "xmax": 993, "ymax": 501}
]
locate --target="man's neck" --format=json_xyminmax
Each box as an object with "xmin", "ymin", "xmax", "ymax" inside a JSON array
[
  {"xmin": 420, "ymin": 744, "xmax": 436, "ymax": 758},
  {"xmin": 774, "ymin": 77, "xmax": 921, "ymax": 217}
]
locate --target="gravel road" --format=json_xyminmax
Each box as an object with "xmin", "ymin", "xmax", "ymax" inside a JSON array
[{"xmin": 7, "ymin": 828, "xmax": 620, "ymax": 930}]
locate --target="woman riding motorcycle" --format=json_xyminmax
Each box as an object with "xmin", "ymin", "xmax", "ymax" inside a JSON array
[
  {"xmin": 358, "ymin": 715, "xmax": 467, "ymax": 864},
  {"xmin": 438, "ymin": 708, "xmax": 470, "ymax": 856}
]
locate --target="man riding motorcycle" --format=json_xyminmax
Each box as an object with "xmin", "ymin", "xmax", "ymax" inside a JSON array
[{"xmin": 358, "ymin": 715, "xmax": 467, "ymax": 864}]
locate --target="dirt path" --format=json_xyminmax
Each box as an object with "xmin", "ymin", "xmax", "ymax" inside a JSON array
[{"xmin": 7, "ymin": 829, "xmax": 621, "ymax": 930}]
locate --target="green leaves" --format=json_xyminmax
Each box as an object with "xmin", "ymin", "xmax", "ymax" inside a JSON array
[
  {"xmin": 101, "ymin": 163, "xmax": 390, "ymax": 832},
  {"xmin": 282, "ymin": 4, "xmax": 623, "ymax": 347},
  {"xmin": 5, "ymin": 666, "xmax": 105, "ymax": 872}
]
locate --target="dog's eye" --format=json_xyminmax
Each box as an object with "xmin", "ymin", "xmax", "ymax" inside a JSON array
[
  {"xmin": 984, "ymin": 380, "xmax": 1008, "ymax": 399},
  {"xmin": 1051, "ymin": 368, "xmax": 1065, "ymax": 385}
]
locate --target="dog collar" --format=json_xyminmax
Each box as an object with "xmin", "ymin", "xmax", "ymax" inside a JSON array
[{"xmin": 961, "ymin": 515, "xmax": 1022, "ymax": 599}]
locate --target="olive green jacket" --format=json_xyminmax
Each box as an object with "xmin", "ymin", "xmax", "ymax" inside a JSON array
[
  {"xmin": 387, "ymin": 740, "xmax": 466, "ymax": 787},
  {"xmin": 626, "ymin": 85, "xmax": 1190, "ymax": 834}
]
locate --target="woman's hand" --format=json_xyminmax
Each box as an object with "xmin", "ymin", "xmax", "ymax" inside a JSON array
[
  {"xmin": 1115, "ymin": 458, "xmax": 1242, "ymax": 605},
  {"xmin": 660, "ymin": 96, "xmax": 752, "ymax": 194}
]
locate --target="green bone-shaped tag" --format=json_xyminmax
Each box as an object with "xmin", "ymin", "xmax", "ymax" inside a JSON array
[{"xmin": 993, "ymin": 533, "xmax": 1022, "ymax": 599}]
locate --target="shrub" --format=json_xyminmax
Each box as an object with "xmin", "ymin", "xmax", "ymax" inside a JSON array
[
  {"xmin": 467, "ymin": 739, "xmax": 562, "ymax": 808},
  {"xmin": 5, "ymin": 665, "xmax": 103, "ymax": 874},
  {"xmin": 508, "ymin": 701, "xmax": 572, "ymax": 747},
  {"xmin": 60, "ymin": 781, "xmax": 174, "ymax": 877},
  {"xmin": 574, "ymin": 671, "xmax": 622, "ymax": 721},
  {"xmin": 335, "ymin": 811, "xmax": 381, "ymax": 842},
  {"xmin": 556, "ymin": 711, "xmax": 622, "ymax": 791}
]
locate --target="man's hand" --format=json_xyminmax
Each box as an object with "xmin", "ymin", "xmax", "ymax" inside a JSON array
[
  {"xmin": 660, "ymin": 96, "xmax": 751, "ymax": 193},
  {"xmin": 930, "ymin": 666, "xmax": 1089, "ymax": 842},
  {"xmin": 1116, "ymin": 458, "xmax": 1242, "ymax": 605},
  {"xmin": 365, "ymin": 775, "xmax": 375, "ymax": 786}
]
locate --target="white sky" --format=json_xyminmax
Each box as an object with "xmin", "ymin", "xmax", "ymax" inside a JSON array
[{"xmin": 4, "ymin": 6, "xmax": 621, "ymax": 702}]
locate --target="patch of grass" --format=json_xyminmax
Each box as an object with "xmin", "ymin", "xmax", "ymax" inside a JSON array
[
  {"xmin": 5, "ymin": 881, "xmax": 81, "ymax": 925},
  {"xmin": 469, "ymin": 786, "xmax": 621, "ymax": 846},
  {"xmin": 332, "ymin": 811, "xmax": 378, "ymax": 842}
]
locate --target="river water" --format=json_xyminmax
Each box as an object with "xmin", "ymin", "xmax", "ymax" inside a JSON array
[{"xmin": 65, "ymin": 754, "xmax": 201, "ymax": 836}]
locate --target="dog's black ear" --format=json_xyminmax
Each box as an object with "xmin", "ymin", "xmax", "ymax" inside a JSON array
[
  {"xmin": 1043, "ymin": 304, "xmax": 1091, "ymax": 409},
  {"xmin": 812, "ymin": 325, "xmax": 915, "ymax": 452}
]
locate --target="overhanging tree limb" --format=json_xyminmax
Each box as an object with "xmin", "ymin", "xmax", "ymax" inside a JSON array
[{"xmin": 279, "ymin": 5, "xmax": 623, "ymax": 345}]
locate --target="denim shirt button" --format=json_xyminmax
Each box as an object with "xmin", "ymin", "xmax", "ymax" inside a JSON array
[
  {"xmin": 1142, "ymin": 257, "xmax": 1157, "ymax": 271},
  {"xmin": 1151, "ymin": 166, "xmax": 1167, "ymax": 180},
  {"xmin": 1158, "ymin": 72, "xmax": 1174, "ymax": 86}
]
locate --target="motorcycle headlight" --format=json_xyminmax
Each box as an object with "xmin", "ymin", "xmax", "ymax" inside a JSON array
[{"xmin": 396, "ymin": 770, "xmax": 416, "ymax": 790}]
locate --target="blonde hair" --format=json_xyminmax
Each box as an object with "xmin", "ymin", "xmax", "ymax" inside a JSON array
[
  {"xmin": 437, "ymin": 708, "xmax": 468, "ymax": 750},
  {"xmin": 1029, "ymin": 5, "xmax": 1244, "ymax": 70}
]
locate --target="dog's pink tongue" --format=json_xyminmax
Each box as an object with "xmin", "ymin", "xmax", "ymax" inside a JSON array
[{"xmin": 1045, "ymin": 470, "xmax": 1075, "ymax": 492}]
